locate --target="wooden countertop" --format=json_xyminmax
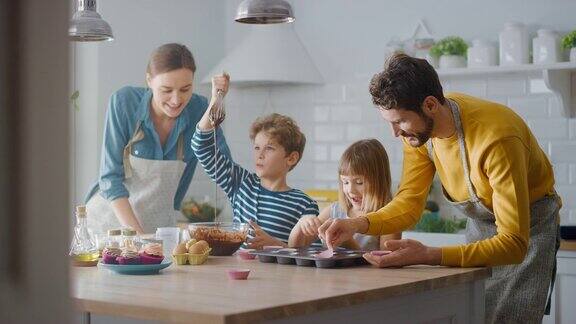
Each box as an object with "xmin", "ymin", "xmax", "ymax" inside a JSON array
[
  {"xmin": 560, "ymin": 240, "xmax": 576, "ymax": 251},
  {"xmin": 72, "ymin": 256, "xmax": 489, "ymax": 323}
]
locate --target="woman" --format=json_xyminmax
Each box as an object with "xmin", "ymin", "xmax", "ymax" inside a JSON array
[{"xmin": 85, "ymin": 43, "xmax": 231, "ymax": 234}]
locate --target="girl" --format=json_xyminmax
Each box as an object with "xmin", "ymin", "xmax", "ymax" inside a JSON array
[{"xmin": 289, "ymin": 139, "xmax": 400, "ymax": 250}]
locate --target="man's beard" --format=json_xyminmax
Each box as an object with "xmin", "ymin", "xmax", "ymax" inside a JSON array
[{"xmin": 403, "ymin": 114, "xmax": 434, "ymax": 147}]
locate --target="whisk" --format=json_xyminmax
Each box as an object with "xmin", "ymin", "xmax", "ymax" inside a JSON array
[
  {"xmin": 209, "ymin": 89, "xmax": 226, "ymax": 221},
  {"xmin": 209, "ymin": 89, "xmax": 226, "ymax": 128}
]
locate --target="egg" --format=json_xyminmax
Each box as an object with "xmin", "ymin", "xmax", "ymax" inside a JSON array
[
  {"xmin": 196, "ymin": 240, "xmax": 210, "ymax": 252},
  {"xmin": 188, "ymin": 240, "xmax": 209, "ymax": 254},
  {"xmin": 173, "ymin": 243, "xmax": 188, "ymax": 255},
  {"xmin": 185, "ymin": 239, "xmax": 198, "ymax": 250}
]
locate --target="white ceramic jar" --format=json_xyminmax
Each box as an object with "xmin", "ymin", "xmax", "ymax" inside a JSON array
[
  {"xmin": 499, "ymin": 22, "xmax": 529, "ymax": 66},
  {"xmin": 439, "ymin": 55, "xmax": 466, "ymax": 69},
  {"xmin": 467, "ymin": 39, "xmax": 498, "ymax": 67},
  {"xmin": 570, "ymin": 48, "xmax": 576, "ymax": 63},
  {"xmin": 533, "ymin": 29, "xmax": 561, "ymax": 64}
]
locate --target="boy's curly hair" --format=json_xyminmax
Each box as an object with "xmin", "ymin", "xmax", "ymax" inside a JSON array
[{"xmin": 250, "ymin": 113, "xmax": 306, "ymax": 170}]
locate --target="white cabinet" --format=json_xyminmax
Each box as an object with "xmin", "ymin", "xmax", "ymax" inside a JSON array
[
  {"xmin": 404, "ymin": 233, "xmax": 576, "ymax": 324},
  {"xmin": 543, "ymin": 250, "xmax": 576, "ymax": 324}
]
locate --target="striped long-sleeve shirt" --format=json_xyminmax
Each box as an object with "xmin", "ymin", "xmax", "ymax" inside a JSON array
[{"xmin": 191, "ymin": 127, "xmax": 319, "ymax": 243}]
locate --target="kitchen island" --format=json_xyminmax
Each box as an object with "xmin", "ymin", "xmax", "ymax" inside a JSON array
[{"xmin": 72, "ymin": 256, "xmax": 490, "ymax": 323}]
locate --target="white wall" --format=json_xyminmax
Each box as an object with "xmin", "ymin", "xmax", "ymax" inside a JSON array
[{"xmin": 75, "ymin": 0, "xmax": 576, "ymax": 224}]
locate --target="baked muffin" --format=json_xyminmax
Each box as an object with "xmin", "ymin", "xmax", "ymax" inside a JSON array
[
  {"xmin": 102, "ymin": 247, "xmax": 122, "ymax": 264},
  {"xmin": 139, "ymin": 243, "xmax": 164, "ymax": 264},
  {"xmin": 116, "ymin": 249, "xmax": 141, "ymax": 265}
]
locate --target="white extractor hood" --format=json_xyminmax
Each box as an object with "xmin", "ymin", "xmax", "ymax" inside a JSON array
[{"xmin": 202, "ymin": 24, "xmax": 324, "ymax": 86}]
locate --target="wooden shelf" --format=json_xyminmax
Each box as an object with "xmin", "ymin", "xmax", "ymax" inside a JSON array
[
  {"xmin": 437, "ymin": 62, "xmax": 576, "ymax": 118},
  {"xmin": 561, "ymin": 240, "xmax": 576, "ymax": 252}
]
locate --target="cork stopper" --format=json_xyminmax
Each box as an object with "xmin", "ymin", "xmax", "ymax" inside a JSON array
[
  {"xmin": 76, "ymin": 205, "xmax": 87, "ymax": 218},
  {"xmin": 122, "ymin": 228, "xmax": 137, "ymax": 236},
  {"xmin": 107, "ymin": 229, "xmax": 122, "ymax": 236}
]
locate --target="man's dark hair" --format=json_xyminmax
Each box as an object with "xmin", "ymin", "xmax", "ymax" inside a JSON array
[{"xmin": 369, "ymin": 53, "xmax": 446, "ymax": 113}]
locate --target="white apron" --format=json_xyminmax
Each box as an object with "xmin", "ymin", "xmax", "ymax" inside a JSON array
[
  {"xmin": 86, "ymin": 121, "xmax": 186, "ymax": 234},
  {"xmin": 427, "ymin": 100, "xmax": 560, "ymax": 323}
]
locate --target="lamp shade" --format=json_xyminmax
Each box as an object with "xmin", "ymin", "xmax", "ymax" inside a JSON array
[
  {"xmin": 235, "ymin": 0, "xmax": 295, "ymax": 24},
  {"xmin": 69, "ymin": 0, "xmax": 113, "ymax": 42}
]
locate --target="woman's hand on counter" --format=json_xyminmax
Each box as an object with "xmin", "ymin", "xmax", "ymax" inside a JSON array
[
  {"xmin": 363, "ymin": 239, "xmax": 442, "ymax": 267},
  {"xmin": 111, "ymin": 197, "xmax": 146, "ymax": 234}
]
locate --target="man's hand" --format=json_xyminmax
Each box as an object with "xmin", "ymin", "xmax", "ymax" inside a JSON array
[
  {"xmin": 247, "ymin": 220, "xmax": 286, "ymax": 249},
  {"xmin": 317, "ymin": 217, "xmax": 368, "ymax": 250},
  {"xmin": 362, "ymin": 239, "xmax": 442, "ymax": 267}
]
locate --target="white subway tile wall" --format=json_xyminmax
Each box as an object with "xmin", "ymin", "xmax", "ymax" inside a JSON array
[{"xmin": 190, "ymin": 74, "xmax": 576, "ymax": 224}]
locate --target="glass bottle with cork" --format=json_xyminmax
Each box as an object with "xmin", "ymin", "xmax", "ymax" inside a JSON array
[{"xmin": 69, "ymin": 205, "xmax": 99, "ymax": 266}]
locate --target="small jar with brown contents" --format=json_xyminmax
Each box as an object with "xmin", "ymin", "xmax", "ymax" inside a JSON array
[{"xmin": 121, "ymin": 228, "xmax": 138, "ymax": 251}]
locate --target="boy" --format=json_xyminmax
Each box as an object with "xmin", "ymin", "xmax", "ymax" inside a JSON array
[{"xmin": 192, "ymin": 78, "xmax": 318, "ymax": 249}]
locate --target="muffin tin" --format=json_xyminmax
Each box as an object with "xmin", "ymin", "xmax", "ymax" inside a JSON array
[{"xmin": 250, "ymin": 247, "xmax": 368, "ymax": 268}]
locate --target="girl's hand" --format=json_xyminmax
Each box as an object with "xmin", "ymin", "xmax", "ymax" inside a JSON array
[
  {"xmin": 247, "ymin": 220, "xmax": 286, "ymax": 249},
  {"xmin": 211, "ymin": 72, "xmax": 230, "ymax": 99},
  {"xmin": 297, "ymin": 215, "xmax": 323, "ymax": 237}
]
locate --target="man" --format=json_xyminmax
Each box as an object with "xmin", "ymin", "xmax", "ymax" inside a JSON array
[{"xmin": 318, "ymin": 53, "xmax": 561, "ymax": 323}]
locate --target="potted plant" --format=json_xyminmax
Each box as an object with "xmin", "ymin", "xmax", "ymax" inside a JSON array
[
  {"xmin": 430, "ymin": 36, "xmax": 468, "ymax": 69},
  {"xmin": 562, "ymin": 30, "xmax": 576, "ymax": 63}
]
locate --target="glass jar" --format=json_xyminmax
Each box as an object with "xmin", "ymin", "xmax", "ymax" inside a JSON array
[
  {"xmin": 155, "ymin": 227, "xmax": 181, "ymax": 257},
  {"xmin": 533, "ymin": 29, "xmax": 561, "ymax": 64},
  {"xmin": 499, "ymin": 22, "xmax": 529, "ymax": 66},
  {"xmin": 107, "ymin": 229, "xmax": 122, "ymax": 248},
  {"xmin": 121, "ymin": 228, "xmax": 138, "ymax": 251},
  {"xmin": 94, "ymin": 233, "xmax": 108, "ymax": 257}
]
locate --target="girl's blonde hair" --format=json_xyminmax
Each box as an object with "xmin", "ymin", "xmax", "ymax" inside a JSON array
[{"xmin": 338, "ymin": 139, "xmax": 392, "ymax": 213}]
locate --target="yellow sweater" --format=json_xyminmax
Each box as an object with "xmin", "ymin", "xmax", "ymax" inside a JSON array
[{"xmin": 366, "ymin": 93, "xmax": 556, "ymax": 267}]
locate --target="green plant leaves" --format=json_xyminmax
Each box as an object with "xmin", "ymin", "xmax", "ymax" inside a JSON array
[
  {"xmin": 562, "ymin": 30, "xmax": 576, "ymax": 50},
  {"xmin": 430, "ymin": 36, "xmax": 468, "ymax": 57},
  {"xmin": 412, "ymin": 212, "xmax": 467, "ymax": 233}
]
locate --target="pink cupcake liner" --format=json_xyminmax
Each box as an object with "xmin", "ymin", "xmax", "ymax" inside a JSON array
[
  {"xmin": 227, "ymin": 269, "xmax": 250, "ymax": 280},
  {"xmin": 237, "ymin": 249, "xmax": 256, "ymax": 260},
  {"xmin": 139, "ymin": 252, "xmax": 163, "ymax": 264},
  {"xmin": 102, "ymin": 252, "xmax": 119, "ymax": 264}
]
